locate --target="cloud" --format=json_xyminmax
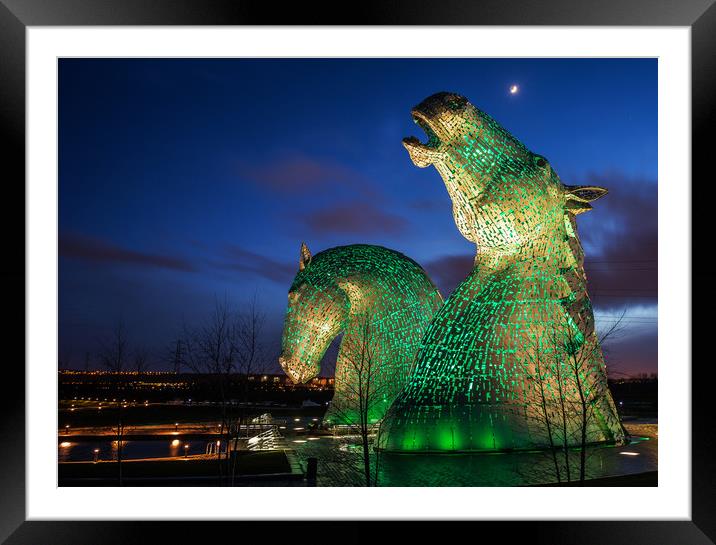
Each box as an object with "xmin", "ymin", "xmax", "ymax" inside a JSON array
[
  {"xmin": 59, "ymin": 232, "xmax": 196, "ymax": 272},
  {"xmin": 214, "ymin": 244, "xmax": 295, "ymax": 284},
  {"xmin": 302, "ymin": 202, "xmax": 408, "ymax": 235},
  {"xmin": 424, "ymin": 254, "xmax": 474, "ymax": 297},
  {"xmin": 577, "ymin": 172, "xmax": 657, "ymax": 310},
  {"xmin": 409, "ymin": 198, "xmax": 449, "ymax": 212},
  {"xmin": 594, "ymin": 304, "xmax": 657, "ymax": 347},
  {"xmin": 240, "ymin": 153, "xmax": 377, "ymax": 198},
  {"xmin": 600, "ymin": 327, "xmax": 658, "ymax": 378}
]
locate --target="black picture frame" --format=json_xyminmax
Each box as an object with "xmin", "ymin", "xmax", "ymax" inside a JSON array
[{"xmin": 1, "ymin": 1, "xmax": 712, "ymax": 543}]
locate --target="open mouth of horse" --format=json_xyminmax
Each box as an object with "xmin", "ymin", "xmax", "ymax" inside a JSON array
[
  {"xmin": 404, "ymin": 110, "xmax": 441, "ymax": 148},
  {"xmin": 278, "ymin": 356, "xmax": 309, "ymax": 384},
  {"xmin": 402, "ymin": 110, "xmax": 443, "ymax": 167}
]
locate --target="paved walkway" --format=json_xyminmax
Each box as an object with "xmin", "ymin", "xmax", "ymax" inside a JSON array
[
  {"xmin": 292, "ymin": 436, "xmax": 373, "ymax": 487},
  {"xmin": 289, "ymin": 423, "xmax": 658, "ymax": 487}
]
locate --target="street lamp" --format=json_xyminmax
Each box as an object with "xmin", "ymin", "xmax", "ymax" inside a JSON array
[
  {"xmin": 175, "ymin": 423, "xmax": 179, "ymax": 432},
  {"xmin": 184, "ymin": 444, "xmax": 189, "ymax": 458},
  {"xmin": 65, "ymin": 425, "xmax": 70, "ymax": 435},
  {"xmin": 93, "ymin": 448, "xmax": 100, "ymax": 463}
]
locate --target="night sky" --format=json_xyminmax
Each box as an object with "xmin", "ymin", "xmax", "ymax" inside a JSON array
[{"xmin": 59, "ymin": 58, "xmax": 657, "ymax": 377}]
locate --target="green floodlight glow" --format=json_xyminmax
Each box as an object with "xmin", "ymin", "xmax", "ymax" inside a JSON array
[
  {"xmin": 379, "ymin": 92, "xmax": 626, "ymax": 453},
  {"xmin": 279, "ymin": 243, "xmax": 443, "ymax": 426}
]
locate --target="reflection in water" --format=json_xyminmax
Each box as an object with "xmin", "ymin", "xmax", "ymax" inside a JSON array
[
  {"xmin": 377, "ymin": 440, "xmax": 653, "ymax": 486},
  {"xmin": 58, "ymin": 439, "xmax": 206, "ymax": 462}
]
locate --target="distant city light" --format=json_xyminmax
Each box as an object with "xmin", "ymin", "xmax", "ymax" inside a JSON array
[
  {"xmin": 171, "ymin": 439, "xmax": 180, "ymax": 446},
  {"xmin": 60, "ymin": 442, "xmax": 71, "ymax": 448}
]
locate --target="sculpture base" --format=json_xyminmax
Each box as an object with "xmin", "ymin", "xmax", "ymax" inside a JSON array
[{"xmin": 377, "ymin": 402, "xmax": 626, "ymax": 453}]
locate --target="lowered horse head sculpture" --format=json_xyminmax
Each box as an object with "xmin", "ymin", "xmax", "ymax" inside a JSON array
[{"xmin": 279, "ymin": 243, "xmax": 443, "ymax": 426}]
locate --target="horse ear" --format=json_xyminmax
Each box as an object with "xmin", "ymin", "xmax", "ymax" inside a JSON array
[
  {"xmin": 564, "ymin": 185, "xmax": 608, "ymax": 215},
  {"xmin": 564, "ymin": 185, "xmax": 608, "ymax": 203},
  {"xmin": 299, "ymin": 242, "xmax": 312, "ymax": 271}
]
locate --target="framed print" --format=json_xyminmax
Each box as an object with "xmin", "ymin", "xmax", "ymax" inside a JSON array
[{"xmin": 2, "ymin": 0, "xmax": 713, "ymax": 543}]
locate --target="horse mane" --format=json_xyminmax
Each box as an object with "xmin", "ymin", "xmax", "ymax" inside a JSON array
[{"xmin": 559, "ymin": 210, "xmax": 596, "ymax": 342}]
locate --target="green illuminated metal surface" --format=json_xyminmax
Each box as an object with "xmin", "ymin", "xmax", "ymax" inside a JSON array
[
  {"xmin": 378, "ymin": 92, "xmax": 625, "ymax": 452},
  {"xmin": 279, "ymin": 243, "xmax": 443, "ymax": 425}
]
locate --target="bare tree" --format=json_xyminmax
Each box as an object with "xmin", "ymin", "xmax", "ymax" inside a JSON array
[
  {"xmin": 172, "ymin": 339, "xmax": 183, "ymax": 374},
  {"xmin": 563, "ymin": 310, "xmax": 627, "ymax": 483},
  {"xmin": 229, "ymin": 296, "xmax": 267, "ymax": 484},
  {"xmin": 161, "ymin": 339, "xmax": 184, "ymax": 374},
  {"xmin": 521, "ymin": 336, "xmax": 565, "ymax": 484},
  {"xmin": 98, "ymin": 320, "xmax": 128, "ymax": 373},
  {"xmin": 179, "ymin": 296, "xmax": 267, "ymax": 485},
  {"xmin": 180, "ymin": 297, "xmax": 237, "ymax": 482},
  {"xmin": 133, "ymin": 346, "xmax": 151, "ymax": 374},
  {"xmin": 59, "ymin": 347, "xmax": 73, "ymax": 370},
  {"xmin": 520, "ymin": 309, "xmax": 627, "ymax": 485},
  {"xmin": 326, "ymin": 313, "xmax": 397, "ymax": 486},
  {"xmin": 233, "ymin": 296, "xmax": 267, "ymax": 380},
  {"xmin": 97, "ymin": 320, "xmax": 128, "ymax": 485},
  {"xmin": 594, "ymin": 308, "xmax": 628, "ymax": 383},
  {"xmin": 232, "ymin": 295, "xmax": 268, "ymax": 416}
]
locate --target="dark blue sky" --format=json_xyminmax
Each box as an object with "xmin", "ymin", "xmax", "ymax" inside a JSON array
[{"xmin": 59, "ymin": 58, "xmax": 657, "ymax": 376}]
